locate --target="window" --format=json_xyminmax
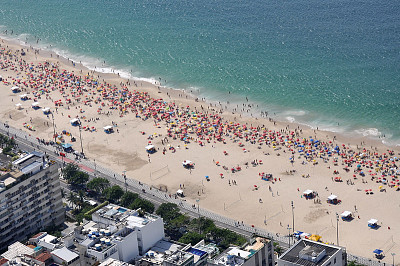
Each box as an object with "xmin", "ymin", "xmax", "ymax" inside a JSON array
[{"xmin": 334, "ymin": 258, "xmax": 336, "ymax": 264}]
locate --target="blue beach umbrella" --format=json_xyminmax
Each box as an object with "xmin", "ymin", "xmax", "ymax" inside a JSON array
[{"xmin": 373, "ymin": 249, "xmax": 383, "ymax": 255}]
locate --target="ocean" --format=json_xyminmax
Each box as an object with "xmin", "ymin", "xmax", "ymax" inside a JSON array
[{"xmin": 0, "ymin": 0, "xmax": 399, "ymax": 144}]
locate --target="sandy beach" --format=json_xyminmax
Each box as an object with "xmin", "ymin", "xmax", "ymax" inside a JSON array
[{"xmin": 0, "ymin": 38, "xmax": 399, "ymax": 262}]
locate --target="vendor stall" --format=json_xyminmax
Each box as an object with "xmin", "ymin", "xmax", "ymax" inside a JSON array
[
  {"xmin": 61, "ymin": 143, "xmax": 73, "ymax": 152},
  {"xmin": 368, "ymin": 219, "xmax": 379, "ymax": 229},
  {"xmin": 303, "ymin": 189, "xmax": 315, "ymax": 199},
  {"xmin": 11, "ymin": 86, "xmax": 21, "ymax": 93},
  {"xmin": 70, "ymin": 118, "xmax": 80, "ymax": 126},
  {"xmin": 42, "ymin": 107, "xmax": 51, "ymax": 115},
  {"xmin": 176, "ymin": 189, "xmax": 184, "ymax": 197},
  {"xmin": 340, "ymin": 211, "xmax": 352, "ymax": 221},
  {"xmin": 327, "ymin": 194, "xmax": 339, "ymax": 204},
  {"xmin": 103, "ymin": 125, "xmax": 114, "ymax": 134},
  {"xmin": 31, "ymin": 102, "xmax": 40, "ymax": 109},
  {"xmin": 182, "ymin": 160, "xmax": 194, "ymax": 169},
  {"xmin": 145, "ymin": 144, "xmax": 156, "ymax": 154},
  {"xmin": 20, "ymin": 94, "xmax": 28, "ymax": 101}
]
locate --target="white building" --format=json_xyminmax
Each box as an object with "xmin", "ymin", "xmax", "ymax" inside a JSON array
[
  {"xmin": 99, "ymin": 258, "xmax": 134, "ymax": 266},
  {"xmin": 208, "ymin": 237, "xmax": 275, "ymax": 266},
  {"xmin": 78, "ymin": 204, "xmax": 165, "ymax": 263},
  {"xmin": 51, "ymin": 246, "xmax": 80, "ymax": 265},
  {"xmin": 277, "ymin": 239, "xmax": 347, "ymax": 266}
]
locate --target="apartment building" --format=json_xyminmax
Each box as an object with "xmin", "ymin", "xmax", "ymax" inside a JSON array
[{"xmin": 0, "ymin": 151, "xmax": 64, "ymax": 246}]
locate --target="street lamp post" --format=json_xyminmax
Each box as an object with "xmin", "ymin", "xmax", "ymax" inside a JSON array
[
  {"xmin": 196, "ymin": 199, "xmax": 201, "ymax": 233},
  {"xmin": 51, "ymin": 114, "xmax": 56, "ymax": 144},
  {"xmin": 78, "ymin": 123, "xmax": 84, "ymax": 156},
  {"xmin": 391, "ymin": 253, "xmax": 396, "ymax": 266},
  {"xmin": 93, "ymin": 159, "xmax": 97, "ymax": 177},
  {"xmin": 123, "ymin": 170, "xmax": 127, "ymax": 192},
  {"xmin": 336, "ymin": 213, "xmax": 339, "ymax": 246},
  {"xmin": 291, "ymin": 201, "xmax": 295, "ymax": 244},
  {"xmin": 287, "ymin": 225, "xmax": 292, "ymax": 248},
  {"xmin": 5, "ymin": 121, "xmax": 9, "ymax": 136}
]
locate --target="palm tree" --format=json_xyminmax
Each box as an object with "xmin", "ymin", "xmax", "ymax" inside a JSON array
[
  {"xmin": 77, "ymin": 190, "xmax": 85, "ymax": 210},
  {"xmin": 68, "ymin": 192, "xmax": 78, "ymax": 210}
]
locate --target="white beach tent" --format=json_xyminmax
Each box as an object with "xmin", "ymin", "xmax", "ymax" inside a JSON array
[
  {"xmin": 20, "ymin": 94, "xmax": 28, "ymax": 99},
  {"xmin": 11, "ymin": 86, "xmax": 20, "ymax": 92},
  {"xmin": 368, "ymin": 219, "xmax": 378, "ymax": 225},
  {"xmin": 341, "ymin": 211, "xmax": 352, "ymax": 218},
  {"xmin": 145, "ymin": 144, "xmax": 155, "ymax": 151},
  {"xmin": 327, "ymin": 195, "xmax": 338, "ymax": 201},
  {"xmin": 182, "ymin": 160, "xmax": 193, "ymax": 166},
  {"xmin": 70, "ymin": 118, "xmax": 80, "ymax": 126},
  {"xmin": 15, "ymin": 103, "xmax": 22, "ymax": 110},
  {"xmin": 176, "ymin": 189, "xmax": 184, "ymax": 197},
  {"xmin": 42, "ymin": 107, "xmax": 51, "ymax": 113},
  {"xmin": 103, "ymin": 125, "xmax": 113, "ymax": 131},
  {"xmin": 32, "ymin": 102, "xmax": 40, "ymax": 107},
  {"xmin": 303, "ymin": 189, "xmax": 313, "ymax": 195}
]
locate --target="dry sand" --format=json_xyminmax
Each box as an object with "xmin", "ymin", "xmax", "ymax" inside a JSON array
[{"xmin": 0, "ymin": 38, "xmax": 399, "ymax": 262}]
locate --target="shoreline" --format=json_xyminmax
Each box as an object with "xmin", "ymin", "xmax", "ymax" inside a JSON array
[
  {"xmin": 0, "ymin": 33, "xmax": 397, "ymax": 149},
  {"xmin": 1, "ymin": 37, "xmax": 399, "ymax": 262}
]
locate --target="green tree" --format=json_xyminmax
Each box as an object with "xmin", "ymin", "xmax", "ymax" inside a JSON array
[
  {"xmin": 76, "ymin": 190, "xmax": 85, "ymax": 210},
  {"xmin": 87, "ymin": 177, "xmax": 110, "ymax": 194},
  {"xmin": 156, "ymin": 203, "xmax": 181, "ymax": 223},
  {"xmin": 62, "ymin": 163, "xmax": 80, "ymax": 181},
  {"xmin": 179, "ymin": 232, "xmax": 205, "ymax": 245},
  {"xmin": 120, "ymin": 191, "xmax": 138, "ymax": 207},
  {"xmin": 129, "ymin": 198, "xmax": 155, "ymax": 213},
  {"xmin": 67, "ymin": 192, "xmax": 78, "ymax": 210},
  {"xmin": 103, "ymin": 185, "xmax": 124, "ymax": 203},
  {"xmin": 69, "ymin": 171, "xmax": 89, "ymax": 187}
]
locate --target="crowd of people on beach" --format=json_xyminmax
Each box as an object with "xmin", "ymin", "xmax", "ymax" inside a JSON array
[{"xmin": 1, "ymin": 45, "xmax": 400, "ymax": 192}]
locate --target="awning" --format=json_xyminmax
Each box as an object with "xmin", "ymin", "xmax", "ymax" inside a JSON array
[
  {"xmin": 62, "ymin": 143, "xmax": 73, "ymax": 149},
  {"xmin": 373, "ymin": 249, "xmax": 383, "ymax": 255},
  {"xmin": 20, "ymin": 94, "xmax": 27, "ymax": 98},
  {"xmin": 182, "ymin": 160, "xmax": 193, "ymax": 165},
  {"xmin": 327, "ymin": 195, "xmax": 337, "ymax": 200},
  {"xmin": 177, "ymin": 189, "xmax": 183, "ymax": 194},
  {"xmin": 103, "ymin": 126, "xmax": 113, "ymax": 130},
  {"xmin": 32, "ymin": 102, "xmax": 40, "ymax": 106},
  {"xmin": 368, "ymin": 219, "xmax": 378, "ymax": 224},
  {"xmin": 341, "ymin": 211, "xmax": 352, "ymax": 217},
  {"xmin": 42, "ymin": 107, "xmax": 50, "ymax": 112},
  {"xmin": 70, "ymin": 118, "xmax": 79, "ymax": 124},
  {"xmin": 303, "ymin": 189, "xmax": 313, "ymax": 195},
  {"xmin": 145, "ymin": 145, "xmax": 155, "ymax": 150},
  {"xmin": 11, "ymin": 86, "xmax": 19, "ymax": 91}
]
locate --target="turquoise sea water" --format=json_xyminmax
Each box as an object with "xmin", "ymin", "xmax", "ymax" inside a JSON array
[{"xmin": 0, "ymin": 0, "xmax": 399, "ymax": 144}]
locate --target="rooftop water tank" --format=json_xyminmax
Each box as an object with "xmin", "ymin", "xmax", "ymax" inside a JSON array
[
  {"xmin": 105, "ymin": 230, "xmax": 111, "ymax": 236},
  {"xmin": 105, "ymin": 239, "xmax": 111, "ymax": 246},
  {"xmin": 100, "ymin": 238, "xmax": 106, "ymax": 244},
  {"xmin": 95, "ymin": 244, "xmax": 101, "ymax": 251}
]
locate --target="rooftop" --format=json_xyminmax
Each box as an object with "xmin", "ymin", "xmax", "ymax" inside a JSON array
[
  {"xmin": 1, "ymin": 241, "xmax": 34, "ymax": 260},
  {"xmin": 163, "ymin": 250, "xmax": 193, "ymax": 266},
  {"xmin": 279, "ymin": 239, "xmax": 342, "ymax": 266},
  {"xmin": 99, "ymin": 258, "xmax": 133, "ymax": 266},
  {"xmin": 51, "ymin": 247, "xmax": 79, "ymax": 263},
  {"xmin": 93, "ymin": 204, "xmax": 161, "ymax": 227}
]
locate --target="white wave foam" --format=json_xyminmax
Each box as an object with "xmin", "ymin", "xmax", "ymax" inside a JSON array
[
  {"xmin": 286, "ymin": 116, "xmax": 295, "ymax": 123},
  {"xmin": 354, "ymin": 128, "xmax": 382, "ymax": 137},
  {"xmin": 282, "ymin": 110, "xmax": 306, "ymax": 116}
]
